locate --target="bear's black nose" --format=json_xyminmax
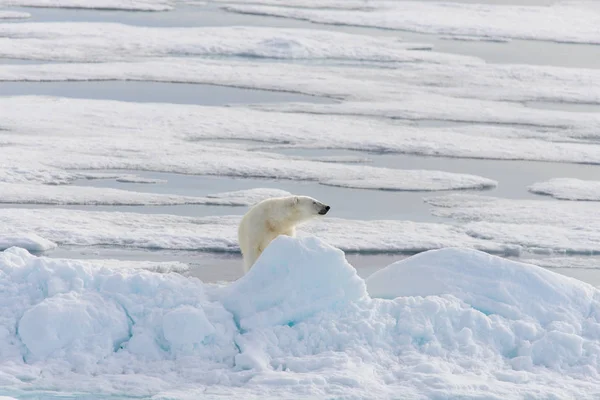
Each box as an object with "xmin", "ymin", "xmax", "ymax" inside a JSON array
[{"xmin": 319, "ymin": 205, "xmax": 330, "ymax": 215}]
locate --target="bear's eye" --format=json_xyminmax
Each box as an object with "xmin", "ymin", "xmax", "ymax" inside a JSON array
[{"xmin": 313, "ymin": 201, "xmax": 316, "ymax": 205}]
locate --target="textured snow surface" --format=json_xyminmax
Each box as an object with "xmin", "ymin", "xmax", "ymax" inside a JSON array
[
  {"xmin": 0, "ymin": 183, "xmax": 291, "ymax": 206},
  {"xmin": 529, "ymin": 178, "xmax": 600, "ymax": 201},
  {"xmin": 0, "ymin": 0, "xmax": 173, "ymax": 11},
  {"xmin": 222, "ymin": 1, "xmax": 600, "ymax": 44},
  {"xmin": 1, "ymin": 237, "xmax": 600, "ymax": 399}
]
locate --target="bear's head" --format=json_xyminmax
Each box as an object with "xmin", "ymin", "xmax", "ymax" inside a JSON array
[{"xmin": 288, "ymin": 195, "xmax": 330, "ymax": 221}]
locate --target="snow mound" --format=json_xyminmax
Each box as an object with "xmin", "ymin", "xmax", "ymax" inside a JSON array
[
  {"xmin": 19, "ymin": 292, "xmax": 130, "ymax": 364},
  {"xmin": 367, "ymin": 247, "xmax": 597, "ymax": 323},
  {"xmin": 219, "ymin": 236, "xmax": 365, "ymax": 330},
  {"xmin": 0, "ymin": 233, "xmax": 56, "ymax": 252},
  {"xmin": 1, "ymin": 239, "xmax": 600, "ymax": 398},
  {"xmin": 529, "ymin": 178, "xmax": 600, "ymax": 201}
]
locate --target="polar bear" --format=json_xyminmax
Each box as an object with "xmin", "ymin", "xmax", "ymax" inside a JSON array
[{"xmin": 237, "ymin": 195, "xmax": 330, "ymax": 272}]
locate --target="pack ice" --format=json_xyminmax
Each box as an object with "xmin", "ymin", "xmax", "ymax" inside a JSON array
[{"xmin": 1, "ymin": 236, "xmax": 599, "ymax": 399}]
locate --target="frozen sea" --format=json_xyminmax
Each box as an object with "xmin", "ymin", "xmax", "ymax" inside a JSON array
[{"xmin": 2, "ymin": 0, "xmax": 600, "ymax": 399}]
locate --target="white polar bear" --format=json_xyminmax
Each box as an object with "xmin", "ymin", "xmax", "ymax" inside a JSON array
[{"xmin": 237, "ymin": 195, "xmax": 330, "ymax": 272}]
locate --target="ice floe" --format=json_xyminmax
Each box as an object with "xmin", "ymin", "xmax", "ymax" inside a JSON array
[
  {"xmin": 0, "ymin": 97, "xmax": 498, "ymax": 191},
  {"xmin": 220, "ymin": 1, "xmax": 600, "ymax": 45},
  {"xmin": 0, "ymin": 23, "xmax": 454, "ymax": 63},
  {"xmin": 529, "ymin": 178, "xmax": 600, "ymax": 201},
  {"xmin": 426, "ymin": 194, "xmax": 600, "ymax": 255},
  {"xmin": 0, "ymin": 237, "xmax": 599, "ymax": 398},
  {"xmin": 2, "ymin": 56, "xmax": 600, "ymax": 107},
  {"xmin": 0, "ymin": 183, "xmax": 292, "ymax": 206}
]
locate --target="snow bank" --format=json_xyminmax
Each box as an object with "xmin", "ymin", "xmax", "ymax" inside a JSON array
[
  {"xmin": 223, "ymin": 1, "xmax": 600, "ymax": 45},
  {"xmin": 530, "ymin": 178, "xmax": 600, "ymax": 201},
  {"xmin": 0, "ymin": 233, "xmax": 56, "ymax": 252},
  {"xmin": 0, "ymin": 0, "xmax": 173, "ymax": 11},
  {"xmin": 1, "ymin": 237, "xmax": 600, "ymax": 398},
  {"xmin": 0, "ymin": 183, "xmax": 291, "ymax": 206}
]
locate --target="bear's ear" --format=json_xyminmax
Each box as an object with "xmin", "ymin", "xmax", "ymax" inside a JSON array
[{"xmin": 293, "ymin": 196, "xmax": 299, "ymax": 205}]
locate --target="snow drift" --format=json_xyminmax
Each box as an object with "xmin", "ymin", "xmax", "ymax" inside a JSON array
[{"xmin": 1, "ymin": 236, "xmax": 599, "ymax": 399}]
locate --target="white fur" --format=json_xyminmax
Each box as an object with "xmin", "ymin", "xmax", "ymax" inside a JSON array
[{"xmin": 238, "ymin": 195, "xmax": 330, "ymax": 272}]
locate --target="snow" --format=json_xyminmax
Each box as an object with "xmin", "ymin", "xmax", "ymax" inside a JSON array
[
  {"xmin": 18, "ymin": 291, "xmax": 131, "ymax": 362},
  {"xmin": 0, "ymin": 233, "xmax": 56, "ymax": 252},
  {"xmin": 1, "ymin": 237, "xmax": 600, "ymax": 398},
  {"xmin": 0, "ymin": 183, "xmax": 292, "ymax": 206},
  {"xmin": 0, "ymin": 0, "xmax": 173, "ymax": 11},
  {"xmin": 0, "ymin": 97, "xmax": 498, "ymax": 192},
  {"xmin": 367, "ymin": 247, "xmax": 595, "ymax": 322},
  {"xmin": 426, "ymin": 194, "xmax": 600, "ymax": 255},
  {"xmin": 221, "ymin": 1, "xmax": 600, "ymax": 45},
  {"xmin": 0, "ymin": 208, "xmax": 519, "ymax": 255},
  {"xmin": 529, "ymin": 178, "xmax": 600, "ymax": 201},
  {"xmin": 219, "ymin": 236, "xmax": 365, "ymax": 331}
]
